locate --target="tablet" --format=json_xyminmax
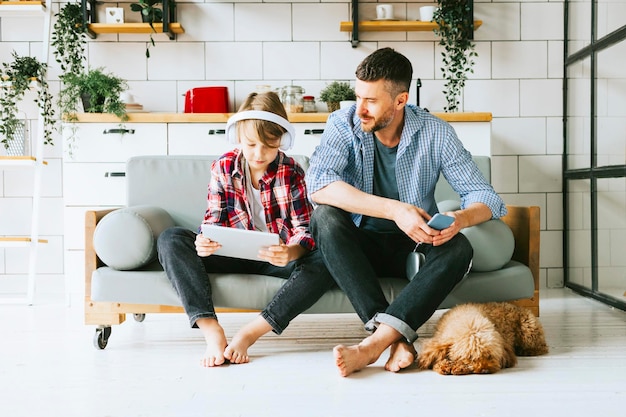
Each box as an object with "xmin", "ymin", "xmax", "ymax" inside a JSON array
[{"xmin": 200, "ymin": 224, "xmax": 280, "ymax": 261}]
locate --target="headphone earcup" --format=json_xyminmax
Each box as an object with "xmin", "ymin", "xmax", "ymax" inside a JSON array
[
  {"xmin": 279, "ymin": 132, "xmax": 293, "ymax": 151},
  {"xmin": 225, "ymin": 121, "xmax": 238, "ymax": 145}
]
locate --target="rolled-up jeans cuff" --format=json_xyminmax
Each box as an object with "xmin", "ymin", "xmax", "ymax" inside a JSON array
[{"xmin": 366, "ymin": 313, "xmax": 418, "ymax": 344}]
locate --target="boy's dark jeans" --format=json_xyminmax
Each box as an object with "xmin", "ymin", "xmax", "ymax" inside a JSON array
[
  {"xmin": 157, "ymin": 227, "xmax": 336, "ymax": 334},
  {"xmin": 310, "ymin": 205, "xmax": 473, "ymax": 343}
]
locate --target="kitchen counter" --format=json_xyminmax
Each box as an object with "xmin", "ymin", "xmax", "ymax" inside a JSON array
[{"xmin": 69, "ymin": 112, "xmax": 492, "ymax": 123}]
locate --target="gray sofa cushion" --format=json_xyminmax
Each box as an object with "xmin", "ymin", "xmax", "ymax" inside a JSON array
[
  {"xmin": 462, "ymin": 219, "xmax": 515, "ymax": 271},
  {"xmin": 90, "ymin": 260, "xmax": 534, "ymax": 312},
  {"xmin": 93, "ymin": 206, "xmax": 174, "ymax": 270},
  {"xmin": 438, "ymin": 200, "xmax": 514, "ymax": 272}
]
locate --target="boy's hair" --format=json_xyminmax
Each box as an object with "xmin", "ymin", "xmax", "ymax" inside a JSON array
[
  {"xmin": 355, "ymin": 47, "xmax": 413, "ymax": 98},
  {"xmin": 236, "ymin": 92, "xmax": 288, "ymax": 149}
]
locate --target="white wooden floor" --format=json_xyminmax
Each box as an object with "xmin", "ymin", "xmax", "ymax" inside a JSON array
[{"xmin": 1, "ymin": 288, "xmax": 624, "ymax": 417}]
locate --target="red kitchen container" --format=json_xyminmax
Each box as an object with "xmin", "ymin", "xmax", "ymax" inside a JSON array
[{"xmin": 184, "ymin": 87, "xmax": 229, "ymax": 113}]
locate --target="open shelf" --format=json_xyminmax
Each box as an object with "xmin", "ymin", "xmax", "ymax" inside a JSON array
[
  {"xmin": 0, "ymin": 1, "xmax": 45, "ymax": 16},
  {"xmin": 340, "ymin": 20, "xmax": 482, "ymax": 32},
  {"xmin": 87, "ymin": 22, "xmax": 185, "ymax": 35},
  {"xmin": 0, "ymin": 237, "xmax": 48, "ymax": 247},
  {"xmin": 0, "ymin": 156, "xmax": 47, "ymax": 167}
]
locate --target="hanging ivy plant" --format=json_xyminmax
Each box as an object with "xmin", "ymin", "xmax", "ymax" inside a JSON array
[
  {"xmin": 51, "ymin": 2, "xmax": 88, "ymax": 78},
  {"xmin": 434, "ymin": 0, "xmax": 478, "ymax": 112},
  {"xmin": 0, "ymin": 52, "xmax": 56, "ymax": 150}
]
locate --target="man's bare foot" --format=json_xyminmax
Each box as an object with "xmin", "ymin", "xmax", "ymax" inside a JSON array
[
  {"xmin": 384, "ymin": 341, "xmax": 416, "ymax": 372},
  {"xmin": 333, "ymin": 344, "xmax": 380, "ymax": 377},
  {"xmin": 197, "ymin": 318, "xmax": 228, "ymax": 367},
  {"xmin": 224, "ymin": 315, "xmax": 272, "ymax": 364}
]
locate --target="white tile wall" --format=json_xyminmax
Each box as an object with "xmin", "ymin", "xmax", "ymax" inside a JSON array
[{"xmin": 4, "ymin": 0, "xmax": 622, "ymax": 295}]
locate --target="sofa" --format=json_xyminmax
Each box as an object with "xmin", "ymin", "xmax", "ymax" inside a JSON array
[{"xmin": 84, "ymin": 155, "xmax": 540, "ymax": 349}]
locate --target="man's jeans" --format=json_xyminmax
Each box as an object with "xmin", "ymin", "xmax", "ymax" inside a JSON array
[
  {"xmin": 157, "ymin": 227, "xmax": 336, "ymax": 334},
  {"xmin": 310, "ymin": 205, "xmax": 473, "ymax": 343}
]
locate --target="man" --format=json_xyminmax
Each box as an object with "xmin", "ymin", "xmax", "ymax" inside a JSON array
[{"xmin": 306, "ymin": 48, "xmax": 507, "ymax": 377}]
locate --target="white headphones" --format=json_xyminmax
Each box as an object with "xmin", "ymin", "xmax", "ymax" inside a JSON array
[{"xmin": 225, "ymin": 110, "xmax": 295, "ymax": 151}]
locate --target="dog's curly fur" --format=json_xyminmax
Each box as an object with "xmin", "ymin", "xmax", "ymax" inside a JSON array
[{"xmin": 417, "ymin": 302, "xmax": 548, "ymax": 375}]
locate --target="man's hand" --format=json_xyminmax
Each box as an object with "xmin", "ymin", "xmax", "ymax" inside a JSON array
[
  {"xmin": 392, "ymin": 202, "xmax": 460, "ymax": 247},
  {"xmin": 195, "ymin": 233, "xmax": 222, "ymax": 257}
]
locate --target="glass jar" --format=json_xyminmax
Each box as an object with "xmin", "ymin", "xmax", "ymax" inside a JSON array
[
  {"xmin": 279, "ymin": 85, "xmax": 304, "ymax": 113},
  {"xmin": 303, "ymin": 95, "xmax": 316, "ymax": 113}
]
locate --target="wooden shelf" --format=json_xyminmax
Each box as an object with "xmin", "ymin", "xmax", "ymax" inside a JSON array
[
  {"xmin": 340, "ymin": 20, "xmax": 482, "ymax": 32},
  {"xmin": 0, "ymin": 1, "xmax": 45, "ymax": 16},
  {"xmin": 87, "ymin": 23, "xmax": 185, "ymax": 35},
  {"xmin": 0, "ymin": 156, "xmax": 47, "ymax": 167},
  {"xmin": 0, "ymin": 237, "xmax": 48, "ymax": 247}
]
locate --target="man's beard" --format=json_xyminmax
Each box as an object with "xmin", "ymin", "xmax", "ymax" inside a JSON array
[{"xmin": 360, "ymin": 108, "xmax": 394, "ymax": 133}]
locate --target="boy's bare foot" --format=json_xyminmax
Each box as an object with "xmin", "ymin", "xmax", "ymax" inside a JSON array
[
  {"xmin": 224, "ymin": 315, "xmax": 272, "ymax": 364},
  {"xmin": 224, "ymin": 333, "xmax": 253, "ymax": 364},
  {"xmin": 197, "ymin": 318, "xmax": 228, "ymax": 367},
  {"xmin": 384, "ymin": 341, "xmax": 416, "ymax": 372},
  {"xmin": 333, "ymin": 343, "xmax": 380, "ymax": 377}
]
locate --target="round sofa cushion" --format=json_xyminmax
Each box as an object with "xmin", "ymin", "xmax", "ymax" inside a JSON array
[
  {"xmin": 93, "ymin": 206, "xmax": 175, "ymax": 271},
  {"xmin": 437, "ymin": 200, "xmax": 514, "ymax": 272},
  {"xmin": 461, "ymin": 219, "xmax": 515, "ymax": 272}
]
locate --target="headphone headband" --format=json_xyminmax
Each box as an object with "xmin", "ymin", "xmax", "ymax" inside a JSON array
[{"xmin": 225, "ymin": 110, "xmax": 295, "ymax": 151}]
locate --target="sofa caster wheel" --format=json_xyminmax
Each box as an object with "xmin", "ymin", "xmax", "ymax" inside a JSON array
[
  {"xmin": 94, "ymin": 326, "xmax": 112, "ymax": 350},
  {"xmin": 133, "ymin": 313, "xmax": 146, "ymax": 322}
]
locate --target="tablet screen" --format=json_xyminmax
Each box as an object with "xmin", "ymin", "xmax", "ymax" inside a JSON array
[{"xmin": 200, "ymin": 224, "xmax": 280, "ymax": 261}]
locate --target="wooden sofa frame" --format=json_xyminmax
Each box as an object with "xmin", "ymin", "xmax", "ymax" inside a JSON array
[{"xmin": 83, "ymin": 205, "xmax": 540, "ymax": 330}]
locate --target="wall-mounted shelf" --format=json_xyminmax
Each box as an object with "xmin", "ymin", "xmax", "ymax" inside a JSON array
[
  {"xmin": 0, "ymin": 237, "xmax": 48, "ymax": 246},
  {"xmin": 82, "ymin": 0, "xmax": 183, "ymax": 40},
  {"xmin": 0, "ymin": 156, "xmax": 48, "ymax": 168},
  {"xmin": 0, "ymin": 1, "xmax": 46, "ymax": 16},
  {"xmin": 344, "ymin": 0, "xmax": 478, "ymax": 47},
  {"xmin": 340, "ymin": 20, "xmax": 482, "ymax": 33},
  {"xmin": 88, "ymin": 23, "xmax": 185, "ymax": 35}
]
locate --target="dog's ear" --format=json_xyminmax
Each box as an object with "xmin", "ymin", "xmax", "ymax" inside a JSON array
[{"xmin": 417, "ymin": 342, "xmax": 452, "ymax": 369}]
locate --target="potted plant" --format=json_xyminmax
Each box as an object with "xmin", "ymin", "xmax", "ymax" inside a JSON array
[
  {"xmin": 131, "ymin": 0, "xmax": 176, "ymax": 58},
  {"xmin": 58, "ymin": 67, "xmax": 129, "ymax": 120},
  {"xmin": 433, "ymin": 0, "xmax": 478, "ymax": 112},
  {"xmin": 319, "ymin": 81, "xmax": 356, "ymax": 112},
  {"xmin": 58, "ymin": 67, "xmax": 129, "ymax": 155},
  {"xmin": 0, "ymin": 51, "xmax": 56, "ymax": 152},
  {"xmin": 51, "ymin": 2, "xmax": 88, "ymax": 77}
]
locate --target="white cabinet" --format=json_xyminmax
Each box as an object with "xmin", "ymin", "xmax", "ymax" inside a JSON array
[
  {"xmin": 168, "ymin": 123, "xmax": 232, "ymax": 156},
  {"xmin": 289, "ymin": 123, "xmax": 324, "ymax": 157}
]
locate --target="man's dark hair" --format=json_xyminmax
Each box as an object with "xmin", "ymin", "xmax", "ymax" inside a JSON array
[{"xmin": 355, "ymin": 47, "xmax": 413, "ymax": 96}]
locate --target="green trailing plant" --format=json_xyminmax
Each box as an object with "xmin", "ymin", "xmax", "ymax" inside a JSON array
[
  {"xmin": 131, "ymin": 0, "xmax": 176, "ymax": 58},
  {"xmin": 319, "ymin": 81, "xmax": 356, "ymax": 112},
  {"xmin": 0, "ymin": 51, "xmax": 56, "ymax": 150},
  {"xmin": 434, "ymin": 0, "xmax": 478, "ymax": 112},
  {"xmin": 51, "ymin": 2, "xmax": 88, "ymax": 77}
]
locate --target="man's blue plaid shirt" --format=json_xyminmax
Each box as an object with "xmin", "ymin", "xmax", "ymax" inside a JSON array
[{"xmin": 306, "ymin": 104, "xmax": 507, "ymax": 227}]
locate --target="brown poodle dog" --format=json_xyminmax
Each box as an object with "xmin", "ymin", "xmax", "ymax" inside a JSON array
[{"xmin": 417, "ymin": 302, "xmax": 548, "ymax": 375}]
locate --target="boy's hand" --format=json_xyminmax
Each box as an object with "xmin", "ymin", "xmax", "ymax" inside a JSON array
[
  {"xmin": 195, "ymin": 233, "xmax": 222, "ymax": 257},
  {"xmin": 258, "ymin": 244, "xmax": 290, "ymax": 267}
]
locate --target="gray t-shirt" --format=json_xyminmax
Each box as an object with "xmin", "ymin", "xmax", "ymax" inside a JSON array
[{"xmin": 360, "ymin": 136, "xmax": 402, "ymax": 233}]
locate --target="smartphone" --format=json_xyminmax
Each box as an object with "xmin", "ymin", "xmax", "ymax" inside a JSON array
[{"xmin": 427, "ymin": 213, "xmax": 455, "ymax": 230}]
